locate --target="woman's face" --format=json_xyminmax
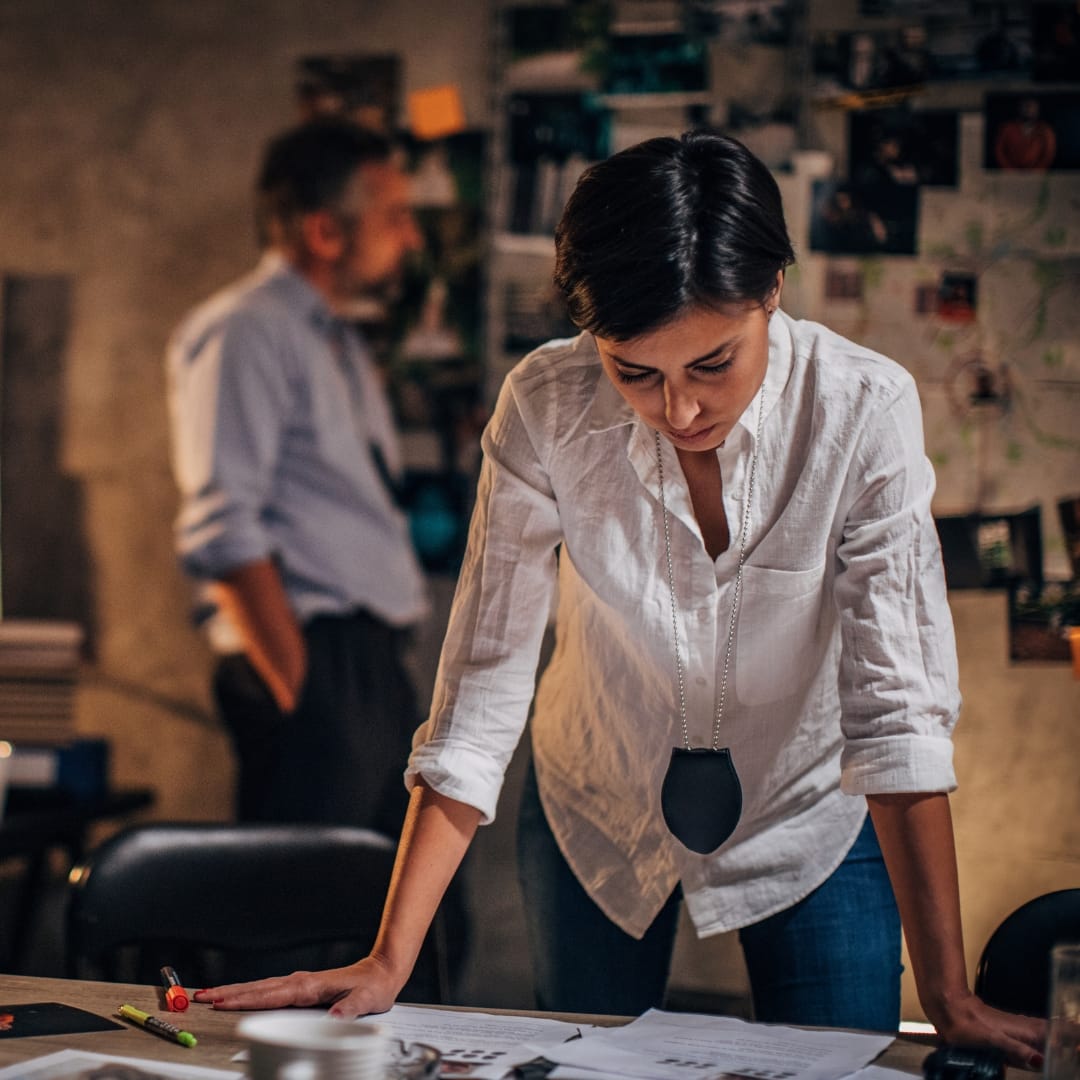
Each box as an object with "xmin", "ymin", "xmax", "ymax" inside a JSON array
[{"xmin": 594, "ymin": 296, "xmax": 774, "ymax": 454}]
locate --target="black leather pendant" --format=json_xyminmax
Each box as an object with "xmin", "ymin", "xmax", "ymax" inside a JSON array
[{"xmin": 660, "ymin": 747, "xmax": 743, "ymax": 855}]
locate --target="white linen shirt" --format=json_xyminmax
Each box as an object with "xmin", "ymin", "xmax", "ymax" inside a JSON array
[{"xmin": 408, "ymin": 310, "xmax": 961, "ymax": 940}]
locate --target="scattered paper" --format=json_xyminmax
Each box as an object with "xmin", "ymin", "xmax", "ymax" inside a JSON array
[
  {"xmin": 0, "ymin": 1047, "xmax": 242, "ymax": 1079},
  {"xmin": 550, "ymin": 1069, "xmax": 641, "ymax": 1080},
  {"xmin": 544, "ymin": 1009, "xmax": 893, "ymax": 1080},
  {"xmin": 378, "ymin": 1004, "xmax": 589, "ymax": 1078}
]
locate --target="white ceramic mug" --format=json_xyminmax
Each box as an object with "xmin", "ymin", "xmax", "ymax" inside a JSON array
[{"xmin": 239, "ymin": 1011, "xmax": 389, "ymax": 1080}]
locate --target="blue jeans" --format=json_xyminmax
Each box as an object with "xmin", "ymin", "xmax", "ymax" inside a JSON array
[{"xmin": 516, "ymin": 761, "xmax": 901, "ymax": 1029}]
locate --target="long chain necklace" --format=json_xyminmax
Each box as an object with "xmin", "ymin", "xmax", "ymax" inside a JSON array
[{"xmin": 654, "ymin": 383, "xmax": 766, "ymax": 854}]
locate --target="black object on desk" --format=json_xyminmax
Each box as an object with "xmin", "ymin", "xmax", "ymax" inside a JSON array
[
  {"xmin": 923, "ymin": 1045, "xmax": 1005, "ymax": 1080},
  {"xmin": 0, "ymin": 786, "xmax": 154, "ymax": 973},
  {"xmin": 0, "ymin": 1001, "xmax": 122, "ymax": 1038}
]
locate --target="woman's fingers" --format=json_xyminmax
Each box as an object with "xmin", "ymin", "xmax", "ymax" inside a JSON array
[
  {"xmin": 935, "ymin": 996, "xmax": 1048, "ymax": 1072},
  {"xmin": 192, "ymin": 965, "xmax": 388, "ymax": 1013},
  {"xmin": 191, "ymin": 958, "xmax": 403, "ymax": 1015}
]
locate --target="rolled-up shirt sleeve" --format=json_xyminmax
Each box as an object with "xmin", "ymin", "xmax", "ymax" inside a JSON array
[
  {"xmin": 834, "ymin": 376, "xmax": 961, "ymax": 795},
  {"xmin": 407, "ymin": 372, "xmax": 563, "ymax": 824},
  {"xmin": 169, "ymin": 311, "xmax": 291, "ymax": 579}
]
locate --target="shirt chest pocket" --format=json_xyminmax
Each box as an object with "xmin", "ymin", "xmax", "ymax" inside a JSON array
[{"xmin": 735, "ymin": 562, "xmax": 826, "ymax": 707}]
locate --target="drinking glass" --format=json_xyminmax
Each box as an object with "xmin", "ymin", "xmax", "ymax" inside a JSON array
[{"xmin": 1046, "ymin": 943, "xmax": 1080, "ymax": 1080}]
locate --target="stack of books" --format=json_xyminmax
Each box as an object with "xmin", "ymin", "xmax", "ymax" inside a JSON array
[{"xmin": 0, "ymin": 620, "xmax": 83, "ymax": 746}]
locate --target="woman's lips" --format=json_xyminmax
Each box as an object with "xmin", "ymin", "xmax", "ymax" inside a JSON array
[{"xmin": 668, "ymin": 424, "xmax": 716, "ymax": 444}]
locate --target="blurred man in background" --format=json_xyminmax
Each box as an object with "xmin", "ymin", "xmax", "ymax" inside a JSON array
[{"xmin": 167, "ymin": 120, "xmax": 427, "ymax": 834}]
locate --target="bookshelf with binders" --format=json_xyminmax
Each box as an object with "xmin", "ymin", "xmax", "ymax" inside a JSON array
[{"xmin": 0, "ymin": 620, "xmax": 82, "ymax": 748}]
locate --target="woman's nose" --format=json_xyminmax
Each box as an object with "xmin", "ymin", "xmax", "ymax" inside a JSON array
[{"xmin": 664, "ymin": 381, "xmax": 701, "ymax": 429}]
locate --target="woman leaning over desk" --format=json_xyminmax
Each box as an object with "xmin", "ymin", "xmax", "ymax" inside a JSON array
[{"xmin": 196, "ymin": 131, "xmax": 1046, "ymax": 1068}]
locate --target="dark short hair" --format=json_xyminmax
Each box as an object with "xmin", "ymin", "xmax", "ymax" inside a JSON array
[
  {"xmin": 554, "ymin": 130, "xmax": 795, "ymax": 341},
  {"xmin": 255, "ymin": 120, "xmax": 394, "ymax": 244}
]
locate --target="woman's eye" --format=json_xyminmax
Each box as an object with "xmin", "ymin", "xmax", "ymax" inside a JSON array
[
  {"xmin": 614, "ymin": 368, "xmax": 656, "ymax": 384},
  {"xmin": 695, "ymin": 358, "xmax": 734, "ymax": 376},
  {"xmin": 612, "ymin": 357, "xmax": 732, "ymax": 384}
]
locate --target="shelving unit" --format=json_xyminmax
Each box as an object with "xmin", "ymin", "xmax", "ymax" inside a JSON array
[{"xmin": 484, "ymin": 1, "xmax": 707, "ymax": 401}]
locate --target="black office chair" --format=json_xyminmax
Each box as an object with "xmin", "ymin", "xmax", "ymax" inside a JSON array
[
  {"xmin": 66, "ymin": 823, "xmax": 463, "ymax": 1004},
  {"xmin": 974, "ymin": 888, "xmax": 1080, "ymax": 1017}
]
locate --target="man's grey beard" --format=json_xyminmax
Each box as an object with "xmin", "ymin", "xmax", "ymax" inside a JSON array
[{"xmin": 358, "ymin": 274, "xmax": 404, "ymax": 306}]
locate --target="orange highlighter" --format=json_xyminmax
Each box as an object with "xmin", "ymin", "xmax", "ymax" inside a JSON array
[{"xmin": 160, "ymin": 965, "xmax": 190, "ymax": 1012}]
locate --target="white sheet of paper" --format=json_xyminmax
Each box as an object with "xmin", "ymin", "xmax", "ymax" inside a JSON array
[
  {"xmin": 549, "ymin": 1067, "xmax": 655, "ymax": 1080},
  {"xmin": 544, "ymin": 1009, "xmax": 893, "ymax": 1080},
  {"xmin": 0, "ymin": 1047, "xmax": 243, "ymax": 1079},
  {"xmin": 378, "ymin": 1004, "xmax": 588, "ymax": 1077},
  {"xmin": 229, "ymin": 1004, "xmax": 590, "ymax": 1074}
]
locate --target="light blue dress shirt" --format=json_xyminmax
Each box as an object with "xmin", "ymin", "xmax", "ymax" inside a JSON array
[{"xmin": 167, "ymin": 252, "xmax": 427, "ymax": 650}]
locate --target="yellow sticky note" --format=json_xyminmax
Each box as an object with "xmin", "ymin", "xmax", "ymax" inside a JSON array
[{"xmin": 408, "ymin": 84, "xmax": 466, "ymax": 140}]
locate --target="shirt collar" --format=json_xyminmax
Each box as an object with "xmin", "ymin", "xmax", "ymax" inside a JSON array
[
  {"xmin": 256, "ymin": 250, "xmax": 340, "ymax": 336},
  {"xmin": 584, "ymin": 307, "xmax": 796, "ymax": 443}
]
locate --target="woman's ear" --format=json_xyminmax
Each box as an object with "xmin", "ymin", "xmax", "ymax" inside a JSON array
[{"xmin": 767, "ymin": 269, "xmax": 785, "ymax": 316}]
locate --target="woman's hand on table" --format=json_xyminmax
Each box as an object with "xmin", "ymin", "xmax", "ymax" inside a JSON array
[
  {"xmin": 930, "ymin": 991, "xmax": 1047, "ymax": 1071},
  {"xmin": 192, "ymin": 955, "xmax": 402, "ymax": 1018}
]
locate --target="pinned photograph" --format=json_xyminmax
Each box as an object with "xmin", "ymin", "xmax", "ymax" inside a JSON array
[
  {"xmin": 1008, "ymin": 580, "xmax": 1079, "ymax": 663},
  {"xmin": 924, "ymin": 1, "xmax": 1031, "ymax": 80},
  {"xmin": 296, "ymin": 54, "xmax": 401, "ymax": 133},
  {"xmin": 1032, "ymin": 2, "xmax": 1080, "ymax": 82},
  {"xmin": 809, "ymin": 180, "xmax": 918, "ymax": 256},
  {"xmin": 687, "ymin": 0, "xmax": 796, "ymax": 45},
  {"xmin": 937, "ymin": 271, "xmax": 978, "ymax": 323},
  {"xmin": 985, "ymin": 92, "xmax": 1080, "ymax": 172},
  {"xmin": 935, "ymin": 506, "xmax": 1043, "ymax": 590},
  {"xmin": 1059, "ymin": 494, "xmax": 1080, "ymax": 579},
  {"xmin": 811, "ymin": 26, "xmax": 928, "ymax": 101},
  {"xmin": 824, "ymin": 266, "xmax": 864, "ymax": 301},
  {"xmin": 849, "ymin": 109, "xmax": 959, "ymax": 187}
]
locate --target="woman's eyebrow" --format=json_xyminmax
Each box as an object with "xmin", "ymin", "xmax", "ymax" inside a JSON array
[{"xmin": 609, "ymin": 340, "xmax": 737, "ymax": 369}]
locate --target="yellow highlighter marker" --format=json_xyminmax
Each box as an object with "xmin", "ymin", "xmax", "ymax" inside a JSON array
[{"xmin": 118, "ymin": 1003, "xmax": 197, "ymax": 1047}]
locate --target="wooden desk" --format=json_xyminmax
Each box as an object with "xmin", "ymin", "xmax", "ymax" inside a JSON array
[
  {"xmin": 1, "ymin": 974, "xmax": 244, "ymax": 1072},
  {"xmin": 0, "ymin": 788, "xmax": 155, "ymax": 972},
  {"xmin": 0, "ymin": 974, "xmax": 942, "ymax": 1077}
]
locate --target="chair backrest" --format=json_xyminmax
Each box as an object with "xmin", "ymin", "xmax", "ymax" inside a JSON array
[
  {"xmin": 974, "ymin": 888, "xmax": 1080, "ymax": 1017},
  {"xmin": 66, "ymin": 823, "xmax": 455, "ymax": 1003}
]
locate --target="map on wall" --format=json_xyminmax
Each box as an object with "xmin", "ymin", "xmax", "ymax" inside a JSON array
[{"xmin": 778, "ymin": 110, "xmax": 1080, "ymax": 582}]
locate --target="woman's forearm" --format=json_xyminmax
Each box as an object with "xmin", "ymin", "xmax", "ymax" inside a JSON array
[
  {"xmin": 370, "ymin": 778, "xmax": 483, "ymax": 988},
  {"xmin": 866, "ymin": 791, "xmax": 970, "ymax": 1019},
  {"xmin": 863, "ymin": 792, "xmax": 1046, "ymax": 1068}
]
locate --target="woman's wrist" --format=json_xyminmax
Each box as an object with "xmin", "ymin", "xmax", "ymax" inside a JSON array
[
  {"xmin": 362, "ymin": 945, "xmax": 417, "ymax": 994},
  {"xmin": 921, "ymin": 984, "xmax": 979, "ymax": 1033}
]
